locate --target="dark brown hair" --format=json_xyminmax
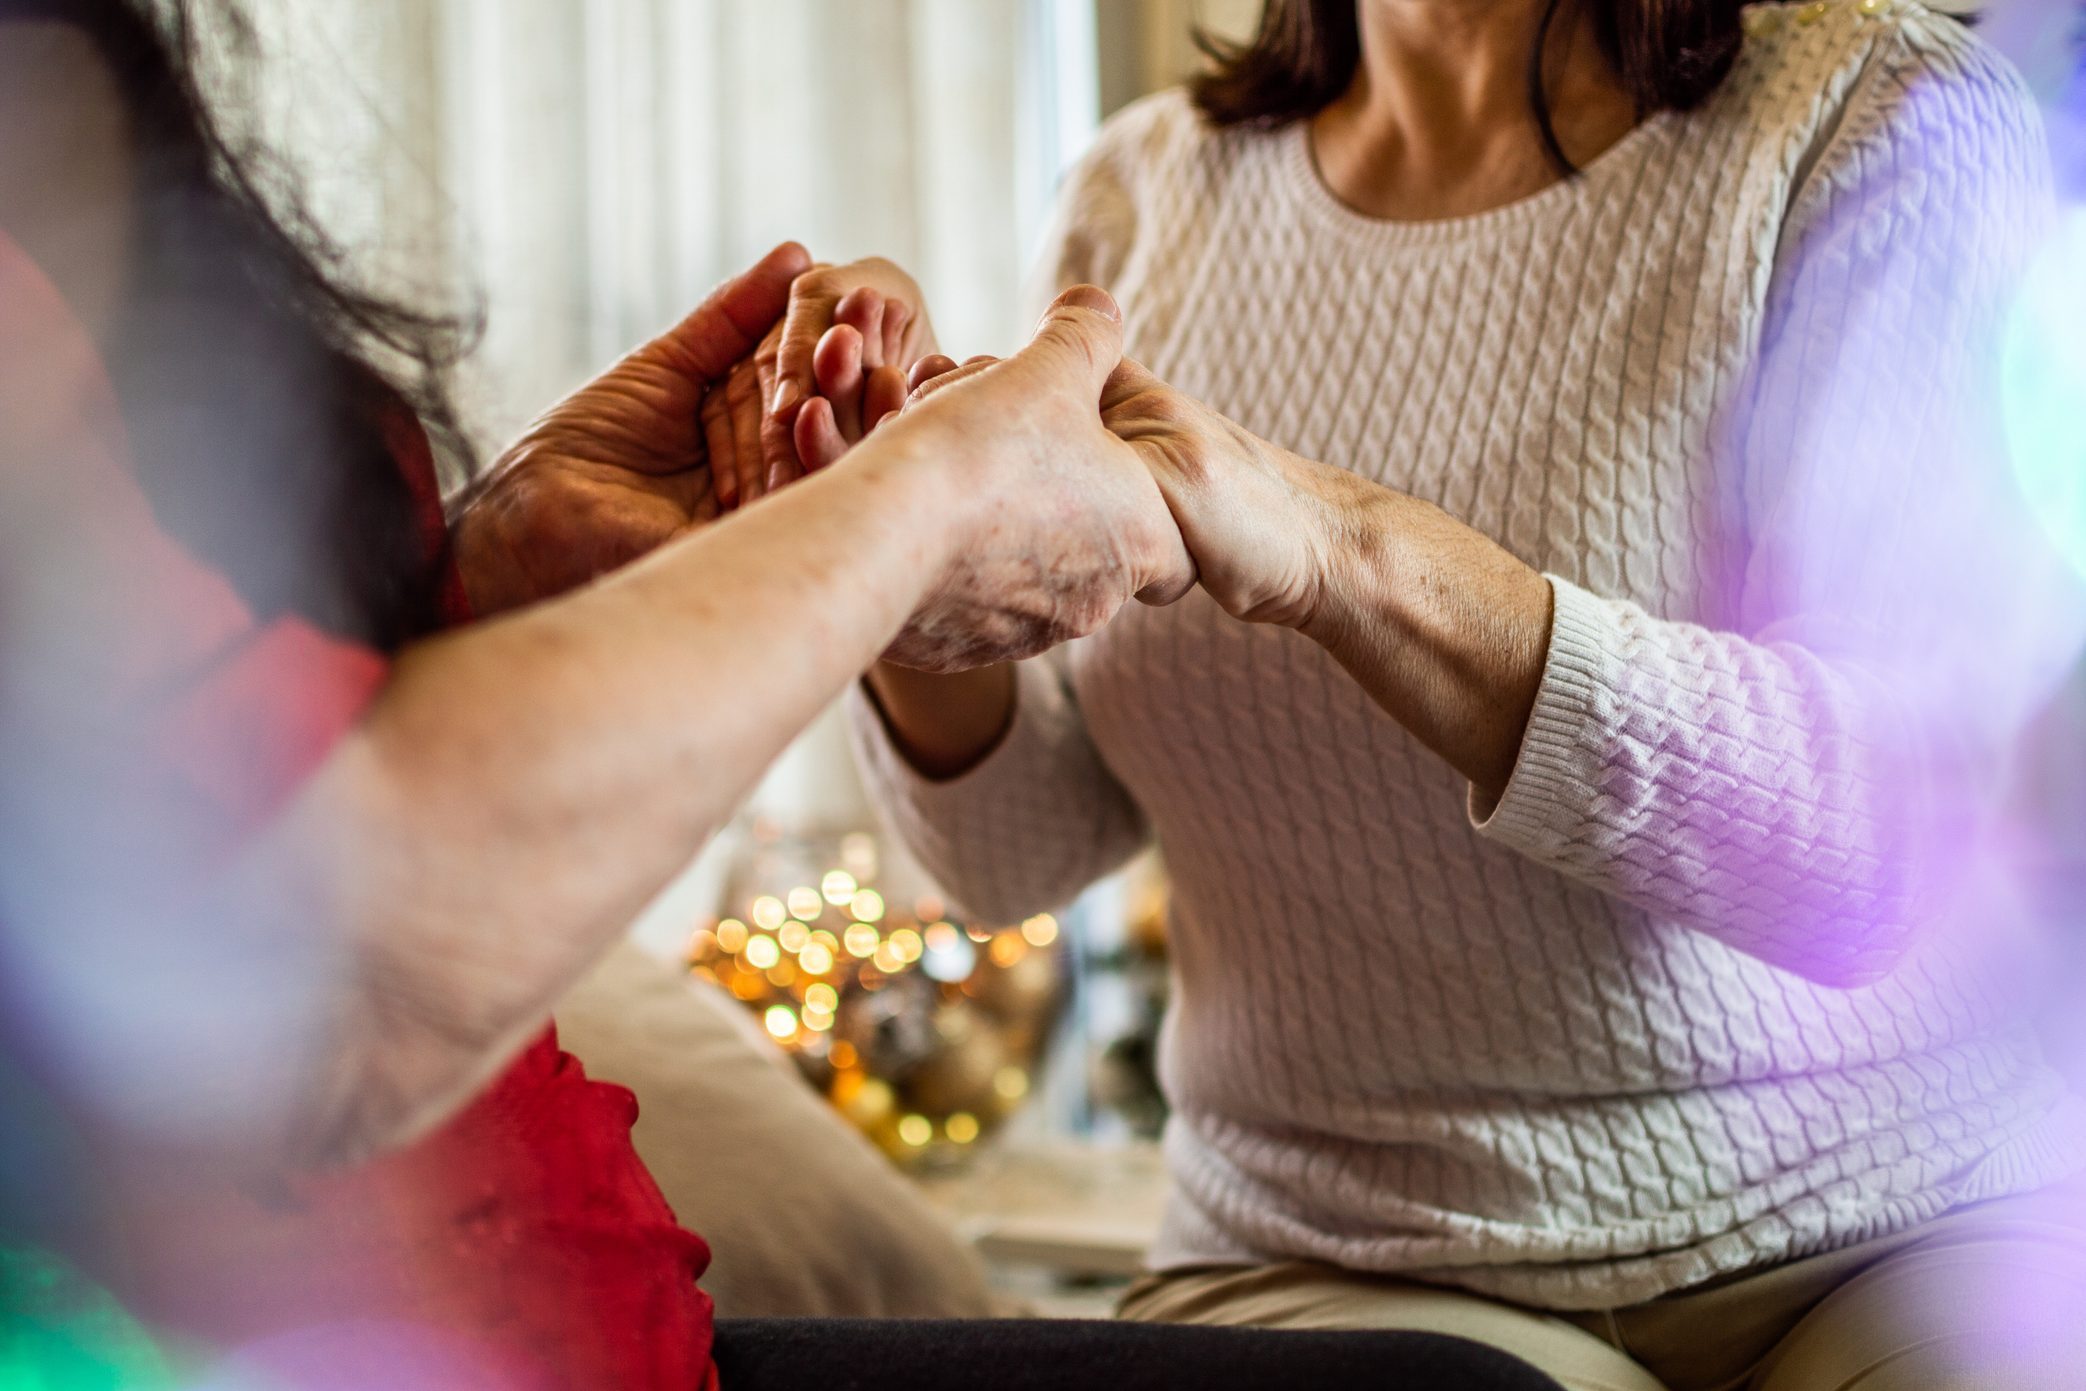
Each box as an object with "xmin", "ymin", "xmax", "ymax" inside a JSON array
[
  {"xmin": 1191, "ymin": 0, "xmax": 1747, "ymax": 173},
  {"xmin": 1, "ymin": 0, "xmax": 476, "ymax": 648}
]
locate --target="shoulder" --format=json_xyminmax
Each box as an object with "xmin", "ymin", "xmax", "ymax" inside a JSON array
[
  {"xmin": 1083, "ymin": 89, "xmax": 1223, "ymax": 169},
  {"xmin": 1060, "ymin": 87, "xmax": 1281, "ymax": 218},
  {"xmin": 1714, "ymin": 2, "xmax": 2045, "ymax": 201},
  {"xmin": 1040, "ymin": 88, "xmax": 1277, "ymax": 294}
]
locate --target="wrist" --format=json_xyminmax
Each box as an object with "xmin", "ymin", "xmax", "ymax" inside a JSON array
[
  {"xmin": 842, "ymin": 419, "xmax": 980, "ymax": 581},
  {"xmin": 864, "ymin": 655, "xmax": 1018, "ymax": 782},
  {"xmin": 1279, "ymin": 449, "xmax": 1387, "ymax": 644}
]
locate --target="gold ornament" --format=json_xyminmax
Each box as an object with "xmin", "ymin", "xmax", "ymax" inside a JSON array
[{"xmin": 693, "ymin": 830, "xmax": 1063, "ymax": 1166}]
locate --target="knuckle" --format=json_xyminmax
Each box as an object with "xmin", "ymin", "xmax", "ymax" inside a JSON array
[
  {"xmin": 754, "ymin": 322, "xmax": 785, "ymax": 365},
  {"xmin": 1142, "ymin": 390, "xmax": 1192, "ymax": 426},
  {"xmin": 799, "ymin": 268, "xmax": 845, "ymax": 298}
]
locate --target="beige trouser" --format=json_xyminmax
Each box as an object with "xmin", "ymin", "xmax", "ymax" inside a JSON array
[{"xmin": 1119, "ymin": 1178, "xmax": 2086, "ymax": 1391}]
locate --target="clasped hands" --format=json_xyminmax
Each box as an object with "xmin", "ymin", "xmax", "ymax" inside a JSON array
[{"xmin": 456, "ymin": 243, "xmax": 1358, "ymax": 672}]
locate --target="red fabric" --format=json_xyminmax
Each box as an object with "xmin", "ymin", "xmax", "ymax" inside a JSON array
[{"xmin": 1, "ymin": 232, "xmax": 717, "ymax": 1389}]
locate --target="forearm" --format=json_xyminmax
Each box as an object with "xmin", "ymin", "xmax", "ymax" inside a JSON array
[
  {"xmin": 1300, "ymin": 488, "xmax": 1936, "ymax": 984},
  {"xmin": 848, "ymin": 658, "xmax": 1152, "ymax": 924},
  {"xmin": 1461, "ymin": 579, "xmax": 1939, "ymax": 985},
  {"xmin": 235, "ymin": 439, "xmax": 962, "ymax": 1168},
  {"xmin": 862, "ymin": 662, "xmax": 1015, "ymax": 780},
  {"xmin": 1303, "ymin": 480, "xmax": 1554, "ymax": 805}
]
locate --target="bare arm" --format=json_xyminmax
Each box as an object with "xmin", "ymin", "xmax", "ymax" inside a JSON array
[
  {"xmin": 1095, "ymin": 365, "xmax": 1550, "ymax": 802},
  {"xmin": 240, "ymin": 436, "xmax": 972, "ymax": 1166},
  {"xmin": 1298, "ymin": 483, "xmax": 1553, "ymax": 807},
  {"xmin": 243, "ymin": 286, "xmax": 1188, "ymax": 1169}
]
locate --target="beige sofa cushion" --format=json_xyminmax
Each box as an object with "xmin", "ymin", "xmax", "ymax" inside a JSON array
[{"xmin": 554, "ymin": 942, "xmax": 999, "ymax": 1319}]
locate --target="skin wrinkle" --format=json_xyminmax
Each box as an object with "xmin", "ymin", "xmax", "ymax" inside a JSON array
[{"xmin": 4, "ymin": 126, "xmax": 1181, "ymax": 1172}]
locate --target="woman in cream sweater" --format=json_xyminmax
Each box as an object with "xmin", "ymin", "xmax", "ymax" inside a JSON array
[{"xmin": 804, "ymin": 0, "xmax": 2086, "ymax": 1385}]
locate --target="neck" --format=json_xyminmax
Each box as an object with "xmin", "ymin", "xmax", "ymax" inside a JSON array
[{"xmin": 1310, "ymin": 0, "xmax": 1638, "ymax": 220}]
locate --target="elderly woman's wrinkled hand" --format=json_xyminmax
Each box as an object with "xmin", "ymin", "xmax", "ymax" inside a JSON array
[
  {"xmin": 865, "ymin": 287, "xmax": 1196, "ymax": 673},
  {"xmin": 1099, "ymin": 361, "xmax": 1361, "ymax": 634},
  {"xmin": 452, "ymin": 243, "xmax": 810, "ymax": 616}
]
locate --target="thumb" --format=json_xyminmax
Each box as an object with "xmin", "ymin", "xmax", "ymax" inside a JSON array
[
  {"xmin": 1101, "ymin": 356, "xmax": 1166, "ymax": 414},
  {"xmin": 655, "ymin": 241, "xmax": 811, "ymax": 384},
  {"xmin": 1017, "ymin": 285, "xmax": 1125, "ymax": 400}
]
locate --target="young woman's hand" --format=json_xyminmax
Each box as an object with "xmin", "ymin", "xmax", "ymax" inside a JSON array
[
  {"xmin": 700, "ymin": 280, "xmax": 918, "ymax": 511},
  {"xmin": 452, "ymin": 242, "xmax": 810, "ymax": 616},
  {"xmin": 749, "ymin": 257, "xmax": 937, "ymax": 498}
]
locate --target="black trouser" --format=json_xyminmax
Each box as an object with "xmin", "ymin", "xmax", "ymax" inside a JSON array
[{"xmin": 710, "ymin": 1318, "xmax": 1564, "ymax": 1389}]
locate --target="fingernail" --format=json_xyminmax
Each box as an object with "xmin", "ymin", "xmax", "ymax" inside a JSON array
[
  {"xmin": 1053, "ymin": 285, "xmax": 1121, "ymax": 322},
  {"xmin": 772, "ymin": 379, "xmax": 803, "ymax": 415}
]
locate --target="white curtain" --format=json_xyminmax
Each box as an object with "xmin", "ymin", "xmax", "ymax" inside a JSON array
[
  {"xmin": 190, "ymin": 2, "xmax": 1101, "ymax": 947},
  {"xmin": 236, "ymin": 0, "xmax": 1101, "ymax": 448}
]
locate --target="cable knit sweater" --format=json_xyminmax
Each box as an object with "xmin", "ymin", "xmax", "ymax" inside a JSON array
[{"xmin": 851, "ymin": 2, "xmax": 2086, "ymax": 1308}]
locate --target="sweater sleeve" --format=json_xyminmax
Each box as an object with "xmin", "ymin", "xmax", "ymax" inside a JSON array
[
  {"xmin": 1475, "ymin": 21, "xmax": 2077, "ymax": 986},
  {"xmin": 847, "ymin": 108, "xmax": 1173, "ymax": 923},
  {"xmin": 847, "ymin": 658, "xmax": 1149, "ymax": 923}
]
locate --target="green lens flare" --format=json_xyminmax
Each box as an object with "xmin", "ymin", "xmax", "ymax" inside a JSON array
[{"xmin": 2, "ymin": 1247, "xmax": 178, "ymax": 1389}]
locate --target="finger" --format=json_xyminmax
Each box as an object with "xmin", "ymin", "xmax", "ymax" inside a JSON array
[
  {"xmin": 759, "ymin": 405, "xmax": 798, "ymax": 491},
  {"xmin": 905, "ymin": 357, "xmax": 998, "ymax": 409},
  {"xmin": 882, "ymin": 300, "xmax": 912, "ymax": 366},
  {"xmin": 773, "ymin": 267, "xmax": 841, "ymax": 421},
  {"xmin": 766, "ymin": 450, "xmax": 804, "ymax": 496},
  {"xmin": 908, "ymin": 354, "xmax": 959, "ymax": 393},
  {"xmin": 1136, "ymin": 554, "xmax": 1200, "ymax": 609},
  {"xmin": 753, "ymin": 321, "xmax": 799, "ymax": 494},
  {"xmin": 1020, "ymin": 284, "xmax": 1126, "ymax": 400},
  {"xmin": 1100, "ymin": 356, "xmax": 1167, "ymax": 414},
  {"xmin": 727, "ymin": 359, "xmax": 766, "ymax": 506},
  {"xmin": 700, "ymin": 383, "xmax": 740, "ymax": 511},
  {"xmin": 863, "ymin": 365, "xmax": 908, "ymax": 433},
  {"xmin": 794, "ymin": 397, "xmax": 851, "ymax": 473},
  {"xmin": 813, "ymin": 323, "xmax": 867, "ymax": 442},
  {"xmin": 657, "ymin": 242, "xmax": 811, "ymax": 384},
  {"xmin": 834, "ymin": 288, "xmax": 887, "ymax": 370}
]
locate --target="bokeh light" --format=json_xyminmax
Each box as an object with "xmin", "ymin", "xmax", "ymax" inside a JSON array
[{"xmin": 2003, "ymin": 204, "xmax": 2086, "ymax": 581}]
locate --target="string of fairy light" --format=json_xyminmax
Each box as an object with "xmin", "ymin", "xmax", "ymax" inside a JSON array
[{"xmin": 688, "ymin": 833, "xmax": 1061, "ymax": 1161}]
